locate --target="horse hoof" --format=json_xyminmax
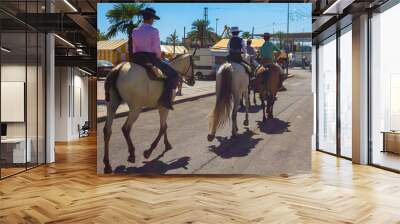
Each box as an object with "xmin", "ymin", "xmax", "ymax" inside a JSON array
[
  {"xmin": 207, "ymin": 134, "xmax": 215, "ymax": 142},
  {"xmin": 243, "ymin": 120, "xmax": 249, "ymax": 126},
  {"xmin": 143, "ymin": 150, "xmax": 152, "ymax": 159},
  {"xmin": 262, "ymin": 118, "xmax": 267, "ymax": 123},
  {"xmin": 104, "ymin": 166, "xmax": 112, "ymax": 174},
  {"xmin": 127, "ymin": 155, "xmax": 135, "ymax": 163},
  {"xmin": 165, "ymin": 143, "xmax": 172, "ymax": 151}
]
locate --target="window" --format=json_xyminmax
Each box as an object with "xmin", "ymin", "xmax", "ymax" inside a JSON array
[
  {"xmin": 370, "ymin": 3, "xmax": 400, "ymax": 171},
  {"xmin": 317, "ymin": 35, "xmax": 337, "ymax": 154},
  {"xmin": 339, "ymin": 26, "xmax": 352, "ymax": 158}
]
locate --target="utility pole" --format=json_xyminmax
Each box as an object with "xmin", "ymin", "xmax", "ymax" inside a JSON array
[
  {"xmin": 216, "ymin": 18, "xmax": 219, "ymax": 36},
  {"xmin": 173, "ymin": 30, "xmax": 176, "ymax": 55},
  {"xmin": 286, "ymin": 2, "xmax": 290, "ymax": 76},
  {"xmin": 183, "ymin": 26, "xmax": 186, "ymax": 46},
  {"xmin": 273, "ymin": 22, "xmax": 275, "ymax": 34},
  {"xmin": 203, "ymin": 7, "xmax": 208, "ymax": 48}
]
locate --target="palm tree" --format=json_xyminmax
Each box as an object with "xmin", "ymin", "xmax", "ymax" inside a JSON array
[
  {"xmin": 97, "ymin": 29, "xmax": 108, "ymax": 41},
  {"xmin": 241, "ymin": 31, "xmax": 251, "ymax": 39},
  {"xmin": 166, "ymin": 30, "xmax": 179, "ymax": 54},
  {"xmin": 105, "ymin": 3, "xmax": 145, "ymax": 59},
  {"xmin": 166, "ymin": 30, "xmax": 179, "ymax": 45},
  {"xmin": 187, "ymin": 19, "xmax": 218, "ymax": 48}
]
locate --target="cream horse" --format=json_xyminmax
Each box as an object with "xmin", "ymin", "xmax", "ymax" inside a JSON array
[
  {"xmin": 103, "ymin": 53, "xmax": 195, "ymax": 174},
  {"xmin": 207, "ymin": 55, "xmax": 251, "ymax": 141}
]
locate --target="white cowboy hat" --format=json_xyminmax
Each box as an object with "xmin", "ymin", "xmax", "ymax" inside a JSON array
[{"xmin": 230, "ymin": 26, "xmax": 241, "ymax": 33}]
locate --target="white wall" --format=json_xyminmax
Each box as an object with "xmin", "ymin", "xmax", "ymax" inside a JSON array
[{"xmin": 55, "ymin": 66, "xmax": 89, "ymax": 141}]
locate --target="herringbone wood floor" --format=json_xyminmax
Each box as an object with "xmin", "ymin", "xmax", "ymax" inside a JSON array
[{"xmin": 1, "ymin": 135, "xmax": 400, "ymax": 224}]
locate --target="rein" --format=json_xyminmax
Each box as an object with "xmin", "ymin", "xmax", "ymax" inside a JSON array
[{"xmin": 173, "ymin": 53, "xmax": 195, "ymax": 86}]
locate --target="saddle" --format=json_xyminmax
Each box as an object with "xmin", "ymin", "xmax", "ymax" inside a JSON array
[
  {"xmin": 226, "ymin": 54, "xmax": 253, "ymax": 76},
  {"xmin": 131, "ymin": 54, "xmax": 166, "ymax": 81},
  {"xmin": 143, "ymin": 63, "xmax": 166, "ymax": 81},
  {"xmin": 255, "ymin": 64, "xmax": 272, "ymax": 83},
  {"xmin": 241, "ymin": 62, "xmax": 253, "ymax": 76}
]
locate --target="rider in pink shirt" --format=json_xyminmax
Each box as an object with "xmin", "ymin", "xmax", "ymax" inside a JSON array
[
  {"xmin": 132, "ymin": 23, "xmax": 161, "ymax": 58},
  {"xmin": 131, "ymin": 8, "xmax": 179, "ymax": 110}
]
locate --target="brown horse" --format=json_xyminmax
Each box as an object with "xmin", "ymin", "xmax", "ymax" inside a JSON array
[{"xmin": 255, "ymin": 63, "xmax": 282, "ymax": 122}]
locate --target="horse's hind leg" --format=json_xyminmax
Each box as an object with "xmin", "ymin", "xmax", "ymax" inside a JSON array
[
  {"xmin": 266, "ymin": 94, "xmax": 274, "ymax": 119},
  {"xmin": 122, "ymin": 106, "xmax": 141, "ymax": 163},
  {"xmin": 260, "ymin": 92, "xmax": 267, "ymax": 122},
  {"xmin": 253, "ymin": 88, "xmax": 257, "ymax": 105},
  {"xmin": 160, "ymin": 107, "xmax": 172, "ymax": 151},
  {"xmin": 243, "ymin": 90, "xmax": 250, "ymax": 126},
  {"xmin": 103, "ymin": 103, "xmax": 118, "ymax": 174},
  {"xmin": 163, "ymin": 125, "xmax": 172, "ymax": 151},
  {"xmin": 232, "ymin": 95, "xmax": 240, "ymax": 136},
  {"xmin": 144, "ymin": 107, "xmax": 169, "ymax": 159}
]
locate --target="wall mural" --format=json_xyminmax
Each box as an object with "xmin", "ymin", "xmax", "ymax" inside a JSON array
[{"xmin": 97, "ymin": 2, "xmax": 313, "ymax": 175}]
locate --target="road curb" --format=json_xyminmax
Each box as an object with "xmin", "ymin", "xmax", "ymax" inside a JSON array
[{"xmin": 97, "ymin": 92, "xmax": 215, "ymax": 123}]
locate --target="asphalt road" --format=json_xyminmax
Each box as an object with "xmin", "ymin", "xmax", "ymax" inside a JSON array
[{"xmin": 97, "ymin": 69, "xmax": 313, "ymax": 175}]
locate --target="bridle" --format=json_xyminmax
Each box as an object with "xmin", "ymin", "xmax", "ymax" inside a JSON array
[{"xmin": 172, "ymin": 48, "xmax": 197, "ymax": 86}]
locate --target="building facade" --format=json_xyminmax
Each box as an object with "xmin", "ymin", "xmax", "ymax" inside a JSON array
[{"xmin": 312, "ymin": 0, "xmax": 400, "ymax": 172}]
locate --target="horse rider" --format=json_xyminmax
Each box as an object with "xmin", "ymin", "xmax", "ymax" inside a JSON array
[
  {"xmin": 131, "ymin": 7, "xmax": 179, "ymax": 110},
  {"xmin": 246, "ymin": 39, "xmax": 259, "ymax": 68},
  {"xmin": 259, "ymin": 32, "xmax": 283, "ymax": 86},
  {"xmin": 161, "ymin": 51, "xmax": 170, "ymax": 64},
  {"xmin": 226, "ymin": 26, "xmax": 252, "ymax": 75}
]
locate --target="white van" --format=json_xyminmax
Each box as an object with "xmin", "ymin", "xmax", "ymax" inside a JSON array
[{"xmin": 190, "ymin": 48, "xmax": 215, "ymax": 80}]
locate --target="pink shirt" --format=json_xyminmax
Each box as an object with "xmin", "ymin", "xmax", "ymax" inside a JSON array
[{"xmin": 132, "ymin": 23, "xmax": 161, "ymax": 58}]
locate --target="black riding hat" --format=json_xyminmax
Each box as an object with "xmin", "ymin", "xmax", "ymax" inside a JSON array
[{"xmin": 140, "ymin": 7, "xmax": 160, "ymax": 20}]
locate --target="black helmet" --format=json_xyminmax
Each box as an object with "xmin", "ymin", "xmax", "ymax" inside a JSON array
[{"xmin": 140, "ymin": 7, "xmax": 160, "ymax": 20}]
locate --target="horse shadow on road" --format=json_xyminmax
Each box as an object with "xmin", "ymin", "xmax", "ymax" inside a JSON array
[
  {"xmin": 238, "ymin": 104, "xmax": 262, "ymax": 113},
  {"xmin": 113, "ymin": 149, "xmax": 191, "ymax": 174},
  {"xmin": 257, "ymin": 118, "xmax": 290, "ymax": 134},
  {"xmin": 208, "ymin": 129, "xmax": 263, "ymax": 159}
]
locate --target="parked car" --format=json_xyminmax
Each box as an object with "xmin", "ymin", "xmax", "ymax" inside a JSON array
[{"xmin": 97, "ymin": 60, "xmax": 114, "ymax": 78}]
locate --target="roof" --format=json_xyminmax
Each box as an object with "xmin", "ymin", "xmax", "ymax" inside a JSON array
[
  {"xmin": 212, "ymin": 38, "xmax": 265, "ymax": 50},
  {"xmin": 97, "ymin": 39, "xmax": 189, "ymax": 54},
  {"xmin": 97, "ymin": 39, "xmax": 127, "ymax": 50},
  {"xmin": 160, "ymin": 45, "xmax": 188, "ymax": 54}
]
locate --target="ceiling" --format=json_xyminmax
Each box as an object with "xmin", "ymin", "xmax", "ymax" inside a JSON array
[
  {"xmin": 0, "ymin": 0, "xmax": 98, "ymax": 74},
  {"xmin": 311, "ymin": 0, "xmax": 389, "ymax": 39}
]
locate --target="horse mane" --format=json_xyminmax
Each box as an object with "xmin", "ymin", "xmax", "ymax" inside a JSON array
[{"xmin": 169, "ymin": 53, "xmax": 189, "ymax": 62}]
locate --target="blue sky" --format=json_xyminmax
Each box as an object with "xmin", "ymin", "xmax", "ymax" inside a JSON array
[{"xmin": 98, "ymin": 3, "xmax": 312, "ymax": 41}]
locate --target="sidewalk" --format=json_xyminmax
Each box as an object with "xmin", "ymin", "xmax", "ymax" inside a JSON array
[
  {"xmin": 96, "ymin": 68, "xmax": 303, "ymax": 121},
  {"xmin": 97, "ymin": 80, "xmax": 216, "ymax": 121}
]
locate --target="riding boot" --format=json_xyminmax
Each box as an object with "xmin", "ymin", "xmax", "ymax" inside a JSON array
[{"xmin": 159, "ymin": 84, "xmax": 174, "ymax": 110}]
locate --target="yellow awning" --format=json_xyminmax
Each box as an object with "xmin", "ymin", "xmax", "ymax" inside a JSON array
[
  {"xmin": 97, "ymin": 39, "xmax": 189, "ymax": 65},
  {"xmin": 212, "ymin": 38, "xmax": 265, "ymax": 50},
  {"xmin": 97, "ymin": 39, "xmax": 128, "ymax": 50}
]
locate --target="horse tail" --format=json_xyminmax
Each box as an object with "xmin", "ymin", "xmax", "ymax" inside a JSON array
[
  {"xmin": 209, "ymin": 64, "xmax": 232, "ymax": 131},
  {"xmin": 104, "ymin": 62, "xmax": 126, "ymax": 102}
]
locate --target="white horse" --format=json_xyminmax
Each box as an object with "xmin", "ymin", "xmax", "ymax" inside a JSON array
[
  {"xmin": 207, "ymin": 55, "xmax": 251, "ymax": 141},
  {"xmin": 103, "ymin": 53, "xmax": 196, "ymax": 174}
]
